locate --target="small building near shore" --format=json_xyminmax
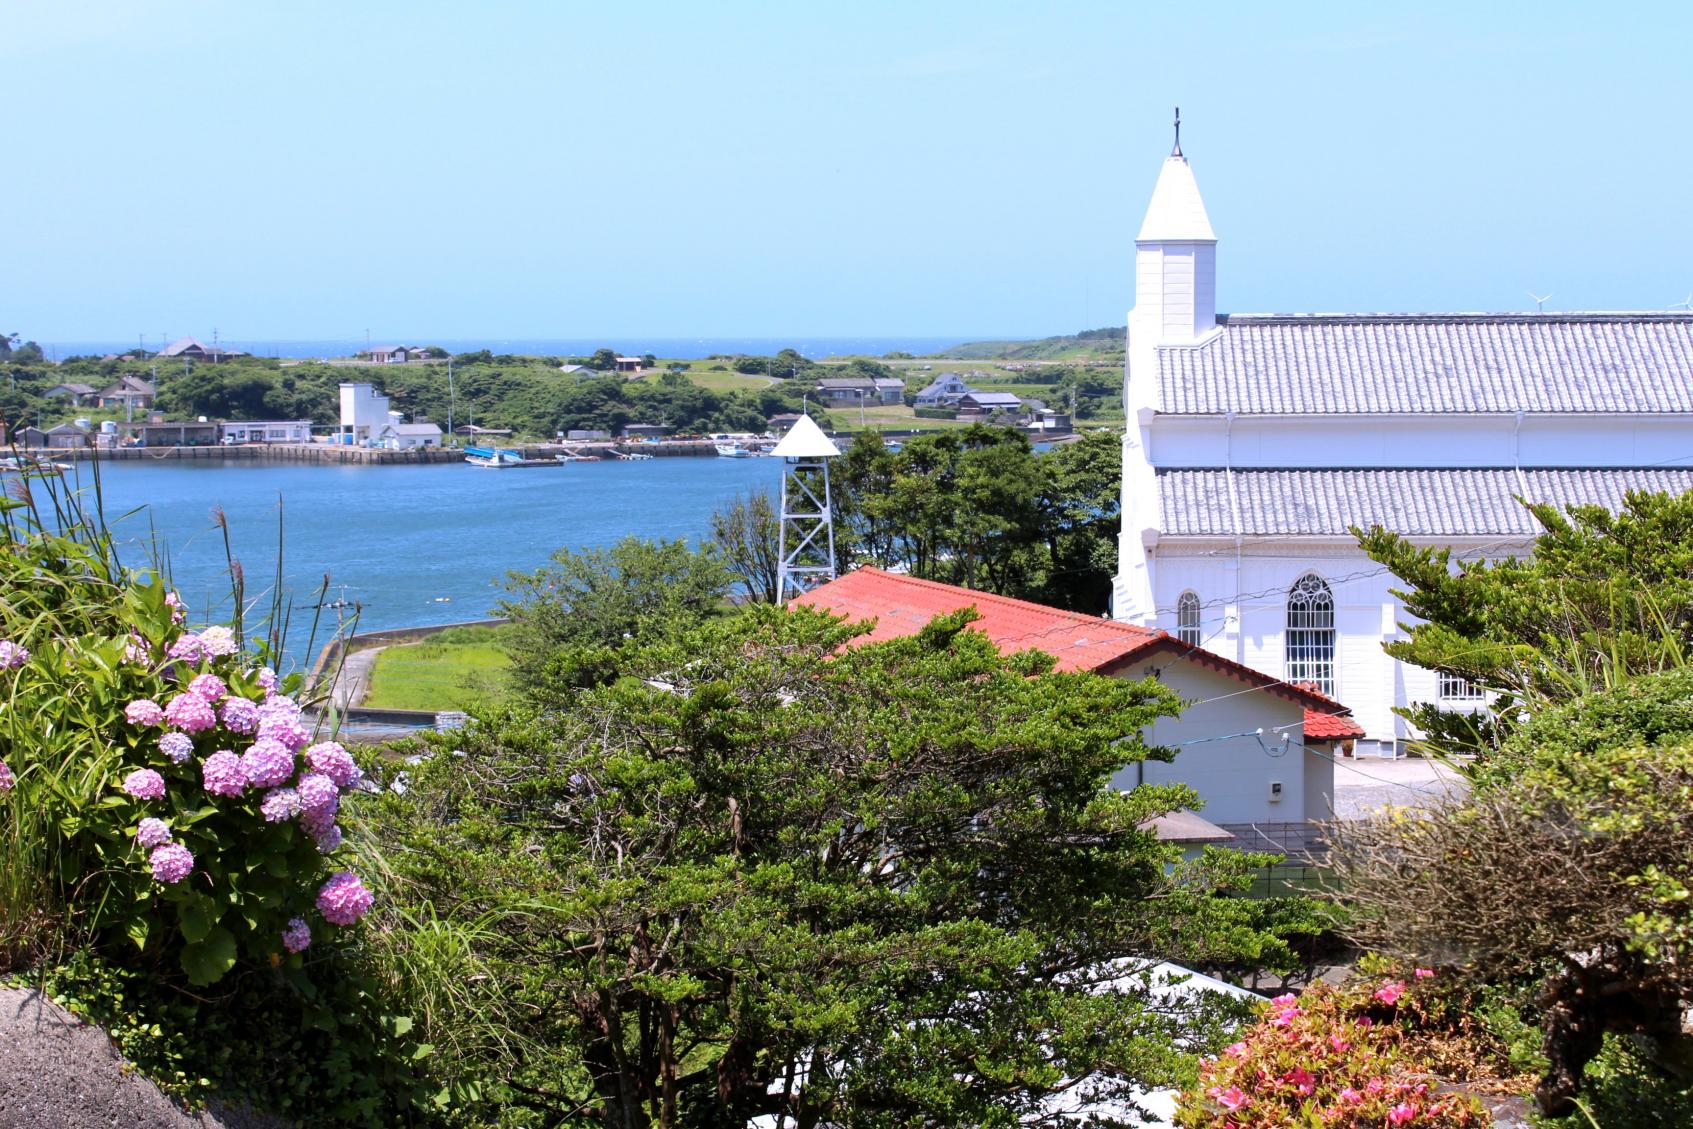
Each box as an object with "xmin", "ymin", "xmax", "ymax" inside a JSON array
[
  {"xmin": 96, "ymin": 375, "xmax": 156, "ymax": 412},
  {"xmin": 621, "ymin": 423, "xmax": 668, "ymax": 439},
  {"xmin": 41, "ymin": 423, "xmax": 93, "ymax": 450},
  {"xmin": 377, "ymin": 422, "xmax": 443, "ymax": 450},
  {"xmin": 219, "ymin": 420, "xmax": 314, "ymax": 445},
  {"xmin": 956, "ymin": 391, "xmax": 1023, "ymax": 416},
  {"xmin": 565, "ymin": 428, "xmax": 611, "ymax": 440},
  {"xmin": 122, "ymin": 420, "xmax": 219, "ymax": 447},
  {"xmin": 614, "ymin": 357, "xmax": 646, "ymax": 374},
  {"xmin": 338, "ymin": 382, "xmax": 391, "ymax": 446},
  {"xmin": 367, "ymin": 345, "xmax": 418, "ymax": 364},
  {"xmin": 793, "ymin": 568, "xmax": 1360, "ymax": 845}
]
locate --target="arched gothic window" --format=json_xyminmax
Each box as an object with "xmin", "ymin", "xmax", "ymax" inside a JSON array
[
  {"xmin": 1176, "ymin": 591, "xmax": 1201, "ymax": 646},
  {"xmin": 1286, "ymin": 574, "xmax": 1336, "ymax": 695}
]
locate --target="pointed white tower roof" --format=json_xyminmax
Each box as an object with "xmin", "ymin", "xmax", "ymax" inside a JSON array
[
  {"xmin": 1136, "ymin": 155, "xmax": 1216, "ymax": 242},
  {"xmin": 770, "ymin": 413, "xmax": 839, "ymax": 458}
]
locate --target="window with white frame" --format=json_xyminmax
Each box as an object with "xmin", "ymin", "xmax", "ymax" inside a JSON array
[
  {"xmin": 1438, "ymin": 671, "xmax": 1484, "ymax": 700},
  {"xmin": 1286, "ymin": 574, "xmax": 1336, "ymax": 695},
  {"xmin": 1176, "ymin": 591, "xmax": 1201, "ymax": 646}
]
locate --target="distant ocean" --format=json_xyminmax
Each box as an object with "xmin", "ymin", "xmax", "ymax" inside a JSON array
[{"xmin": 38, "ymin": 336, "xmax": 986, "ymax": 361}]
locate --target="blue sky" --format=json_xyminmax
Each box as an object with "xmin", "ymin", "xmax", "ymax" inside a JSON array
[{"xmin": 7, "ymin": 1, "xmax": 1692, "ymax": 342}]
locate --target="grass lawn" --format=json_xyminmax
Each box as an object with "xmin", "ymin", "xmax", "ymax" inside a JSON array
[{"xmin": 362, "ymin": 625, "xmax": 513, "ymax": 711}]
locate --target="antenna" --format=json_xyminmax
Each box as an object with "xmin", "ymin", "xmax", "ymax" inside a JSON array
[{"xmin": 1527, "ymin": 291, "xmax": 1552, "ymax": 314}]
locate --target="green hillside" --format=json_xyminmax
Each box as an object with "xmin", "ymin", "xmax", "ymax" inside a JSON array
[{"xmin": 936, "ymin": 325, "xmax": 1125, "ymax": 361}]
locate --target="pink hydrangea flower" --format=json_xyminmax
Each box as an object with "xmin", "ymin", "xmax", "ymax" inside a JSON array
[
  {"xmin": 282, "ymin": 916, "xmax": 311, "ymax": 954},
  {"xmin": 159, "ymin": 732, "xmax": 195, "ymax": 764},
  {"xmin": 199, "ymin": 625, "xmax": 237, "ymax": 657},
  {"xmin": 260, "ymin": 787, "xmax": 301, "ymax": 823},
  {"xmin": 164, "ymin": 692, "xmax": 217, "ymax": 734},
  {"xmin": 165, "ymin": 591, "xmax": 187, "ymax": 623},
  {"xmin": 313, "ymin": 824, "xmax": 343, "ymax": 854},
  {"xmin": 296, "ymin": 773, "xmax": 340, "ymax": 818},
  {"xmin": 121, "ymin": 768, "xmax": 166, "ymax": 801},
  {"xmin": 135, "ymin": 817, "xmax": 172, "ymax": 848},
  {"xmin": 1374, "ymin": 980, "xmax": 1406, "ymax": 1005},
  {"xmin": 257, "ymin": 697, "xmax": 309, "ymax": 751},
  {"xmin": 0, "ymin": 640, "xmax": 28, "ymax": 668},
  {"xmin": 149, "ymin": 842, "xmax": 194, "ymax": 883},
  {"xmin": 219, "ymin": 696, "xmax": 259, "ymax": 734},
  {"xmin": 125, "ymin": 699, "xmax": 165, "ymax": 727},
  {"xmin": 202, "ymin": 750, "xmax": 247, "ymax": 797},
  {"xmin": 0, "ymin": 761, "xmax": 14, "ymax": 792},
  {"xmin": 1206, "ymin": 1085, "xmax": 1248, "ymax": 1112},
  {"xmin": 299, "ymin": 806, "xmax": 336, "ymax": 836},
  {"xmin": 168, "ymin": 633, "xmax": 207, "ymax": 663},
  {"xmin": 316, "ymin": 871, "xmax": 374, "ymax": 926},
  {"xmin": 304, "ymin": 742, "xmax": 361, "ymax": 789},
  {"xmin": 255, "ymin": 666, "xmax": 279, "ymax": 692},
  {"xmin": 1388, "ymin": 1103, "xmax": 1417, "ymax": 1125},
  {"xmin": 188, "ymin": 673, "xmax": 227, "ymax": 703},
  {"xmin": 240, "ymin": 739, "xmax": 295, "ymax": 788}
]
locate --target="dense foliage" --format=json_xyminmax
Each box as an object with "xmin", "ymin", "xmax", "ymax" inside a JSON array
[
  {"xmin": 829, "ymin": 425, "xmax": 1122, "ymax": 612},
  {"xmin": 370, "ymin": 606, "xmax": 1319, "ymax": 1128}
]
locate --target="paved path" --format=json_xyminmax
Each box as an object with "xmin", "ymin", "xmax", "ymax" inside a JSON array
[
  {"xmin": 329, "ymin": 644, "xmax": 385, "ymax": 711},
  {"xmin": 0, "ymin": 987, "xmax": 281, "ymax": 1128},
  {"xmin": 1331, "ymin": 754, "xmax": 1469, "ymax": 820}
]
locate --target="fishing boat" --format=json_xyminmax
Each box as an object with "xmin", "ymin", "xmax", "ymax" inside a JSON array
[
  {"xmin": 616, "ymin": 451, "xmax": 655, "ymax": 461},
  {"xmin": 465, "ymin": 447, "xmax": 552, "ymax": 468},
  {"xmin": 714, "ymin": 442, "xmax": 757, "ymax": 458},
  {"xmin": 555, "ymin": 452, "xmax": 602, "ymax": 463}
]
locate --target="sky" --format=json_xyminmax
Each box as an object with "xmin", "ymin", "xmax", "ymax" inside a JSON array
[{"xmin": 6, "ymin": 1, "xmax": 1692, "ymax": 343}]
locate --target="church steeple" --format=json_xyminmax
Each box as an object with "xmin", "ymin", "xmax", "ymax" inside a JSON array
[{"xmin": 1132, "ymin": 113, "xmax": 1217, "ymax": 343}]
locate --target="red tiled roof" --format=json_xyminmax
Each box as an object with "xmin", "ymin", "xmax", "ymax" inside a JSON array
[
  {"xmin": 793, "ymin": 569, "xmax": 1361, "ymax": 725},
  {"xmin": 1302, "ymin": 710, "xmax": 1366, "ymax": 741}
]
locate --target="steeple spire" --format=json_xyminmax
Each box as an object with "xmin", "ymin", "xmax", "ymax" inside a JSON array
[{"xmin": 1172, "ymin": 106, "xmax": 1182, "ymax": 157}]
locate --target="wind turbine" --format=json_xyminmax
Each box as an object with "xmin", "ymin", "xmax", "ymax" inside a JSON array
[
  {"xmin": 1670, "ymin": 292, "xmax": 1693, "ymax": 313},
  {"xmin": 1528, "ymin": 291, "xmax": 1552, "ymax": 314}
]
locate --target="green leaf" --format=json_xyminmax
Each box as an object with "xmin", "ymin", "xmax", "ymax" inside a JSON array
[
  {"xmin": 179, "ymin": 926, "xmax": 238, "ymax": 986},
  {"xmin": 178, "ymin": 893, "xmax": 221, "ymax": 943}
]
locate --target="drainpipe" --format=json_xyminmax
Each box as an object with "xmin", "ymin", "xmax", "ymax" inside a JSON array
[{"xmin": 1225, "ymin": 410, "xmax": 1244, "ymax": 663}]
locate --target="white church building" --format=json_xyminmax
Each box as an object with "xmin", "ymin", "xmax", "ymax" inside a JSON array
[{"xmin": 1112, "ymin": 134, "xmax": 1693, "ymax": 753}]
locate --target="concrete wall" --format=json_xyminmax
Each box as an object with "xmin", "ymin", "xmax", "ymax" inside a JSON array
[{"xmin": 1106, "ymin": 657, "xmax": 1317, "ymax": 826}]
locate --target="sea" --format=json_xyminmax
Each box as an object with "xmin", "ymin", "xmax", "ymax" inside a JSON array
[
  {"xmin": 66, "ymin": 456, "xmax": 777, "ymax": 670},
  {"xmin": 40, "ymin": 337, "xmax": 977, "ymax": 361}
]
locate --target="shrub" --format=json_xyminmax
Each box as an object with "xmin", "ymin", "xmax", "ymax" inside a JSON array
[{"xmin": 1175, "ymin": 971, "xmax": 1491, "ymax": 1127}]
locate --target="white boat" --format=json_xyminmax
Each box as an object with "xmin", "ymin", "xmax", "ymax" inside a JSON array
[
  {"xmin": 617, "ymin": 451, "xmax": 655, "ymax": 461},
  {"xmin": 715, "ymin": 443, "xmax": 757, "ymax": 458}
]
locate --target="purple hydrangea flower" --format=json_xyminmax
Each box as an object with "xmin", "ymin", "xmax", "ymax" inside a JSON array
[
  {"xmin": 121, "ymin": 768, "xmax": 166, "ymax": 801},
  {"xmin": 159, "ymin": 732, "xmax": 195, "ymax": 764},
  {"xmin": 135, "ymin": 817, "xmax": 172, "ymax": 848},
  {"xmin": 316, "ymin": 871, "xmax": 374, "ymax": 926},
  {"xmin": 240, "ymin": 739, "xmax": 295, "ymax": 788},
  {"xmin": 304, "ymin": 742, "xmax": 361, "ymax": 789},
  {"xmin": 164, "ymin": 693, "xmax": 217, "ymax": 734},
  {"xmin": 299, "ymin": 806, "xmax": 336, "ymax": 837},
  {"xmin": 314, "ymin": 824, "xmax": 344, "ymax": 855},
  {"xmin": 199, "ymin": 625, "xmax": 238, "ymax": 657},
  {"xmin": 167, "ymin": 633, "xmax": 207, "ymax": 663},
  {"xmin": 219, "ymin": 696, "xmax": 259, "ymax": 735},
  {"xmin": 259, "ymin": 787, "xmax": 301, "ymax": 823},
  {"xmin": 0, "ymin": 640, "xmax": 29, "ymax": 669},
  {"xmin": 165, "ymin": 591, "xmax": 187, "ymax": 623},
  {"xmin": 202, "ymin": 750, "xmax": 247, "ymax": 797},
  {"xmin": 149, "ymin": 842, "xmax": 194, "ymax": 883},
  {"xmin": 296, "ymin": 773, "xmax": 340, "ymax": 819},
  {"xmin": 0, "ymin": 761, "xmax": 14, "ymax": 792},
  {"xmin": 125, "ymin": 699, "xmax": 165, "ymax": 727},
  {"xmin": 255, "ymin": 666, "xmax": 279, "ymax": 692},
  {"xmin": 257, "ymin": 696, "xmax": 309, "ymax": 751},
  {"xmin": 188, "ymin": 673, "xmax": 227, "ymax": 703},
  {"xmin": 282, "ymin": 916, "xmax": 311, "ymax": 954}
]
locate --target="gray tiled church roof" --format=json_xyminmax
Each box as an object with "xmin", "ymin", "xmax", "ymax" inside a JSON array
[
  {"xmin": 1156, "ymin": 313, "xmax": 1693, "ymax": 414},
  {"xmin": 1157, "ymin": 467, "xmax": 1693, "ymax": 537}
]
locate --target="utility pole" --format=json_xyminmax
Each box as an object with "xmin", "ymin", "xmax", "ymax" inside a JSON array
[{"xmin": 446, "ymin": 357, "xmax": 455, "ymax": 446}]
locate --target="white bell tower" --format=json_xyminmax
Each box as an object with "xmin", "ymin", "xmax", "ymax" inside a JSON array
[
  {"xmin": 771, "ymin": 415, "xmax": 841, "ymax": 602},
  {"xmin": 1115, "ymin": 109, "xmax": 1219, "ymax": 623}
]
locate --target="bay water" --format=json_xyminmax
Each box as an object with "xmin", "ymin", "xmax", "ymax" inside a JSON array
[{"xmin": 73, "ymin": 458, "xmax": 775, "ymax": 670}]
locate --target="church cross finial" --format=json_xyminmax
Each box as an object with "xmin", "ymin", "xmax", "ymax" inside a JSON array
[{"xmin": 1172, "ymin": 106, "xmax": 1182, "ymax": 157}]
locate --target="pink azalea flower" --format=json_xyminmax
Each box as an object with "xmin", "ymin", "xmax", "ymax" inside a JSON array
[
  {"xmin": 1388, "ymin": 1102, "xmax": 1417, "ymax": 1125},
  {"xmin": 1338, "ymin": 1086, "xmax": 1363, "ymax": 1105},
  {"xmin": 1270, "ymin": 993, "xmax": 1297, "ymax": 1006},
  {"xmin": 1329, "ymin": 1033, "xmax": 1350, "ymax": 1053},
  {"xmin": 1414, "ymin": 967, "xmax": 1435, "ymax": 979},
  {"xmin": 1282, "ymin": 1067, "xmax": 1315, "ymax": 1096},
  {"xmin": 1206, "ymin": 1085, "xmax": 1248, "ymax": 1112},
  {"xmin": 1374, "ymin": 980, "xmax": 1406, "ymax": 1005},
  {"xmin": 1223, "ymin": 1041, "xmax": 1248, "ymax": 1058}
]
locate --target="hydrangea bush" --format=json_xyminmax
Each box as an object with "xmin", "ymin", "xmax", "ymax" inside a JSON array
[
  {"xmin": 1, "ymin": 572, "xmax": 375, "ymax": 985},
  {"xmin": 1175, "ymin": 971, "xmax": 1490, "ymax": 1128}
]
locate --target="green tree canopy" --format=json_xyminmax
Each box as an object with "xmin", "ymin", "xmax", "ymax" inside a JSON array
[{"xmin": 375, "ymin": 606, "xmax": 1315, "ymax": 1128}]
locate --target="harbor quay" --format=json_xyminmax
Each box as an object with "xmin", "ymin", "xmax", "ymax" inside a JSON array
[{"xmin": 34, "ymin": 439, "xmax": 724, "ymax": 465}]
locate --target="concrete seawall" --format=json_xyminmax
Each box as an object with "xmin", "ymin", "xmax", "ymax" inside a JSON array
[{"xmin": 29, "ymin": 441, "xmax": 719, "ymax": 465}]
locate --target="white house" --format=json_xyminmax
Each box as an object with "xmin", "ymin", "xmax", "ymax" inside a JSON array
[
  {"xmin": 914, "ymin": 373, "xmax": 975, "ymax": 407},
  {"xmin": 377, "ymin": 422, "xmax": 443, "ymax": 450},
  {"xmin": 367, "ymin": 345, "xmax": 417, "ymax": 364},
  {"xmin": 1111, "ymin": 134, "xmax": 1693, "ymax": 753},
  {"xmin": 796, "ymin": 568, "xmax": 1362, "ymax": 848},
  {"xmin": 338, "ymin": 382, "xmax": 391, "ymax": 446},
  {"xmin": 219, "ymin": 420, "xmax": 313, "ymax": 445}
]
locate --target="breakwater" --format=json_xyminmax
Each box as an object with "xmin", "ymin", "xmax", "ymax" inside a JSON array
[{"xmin": 36, "ymin": 440, "xmax": 721, "ymax": 464}]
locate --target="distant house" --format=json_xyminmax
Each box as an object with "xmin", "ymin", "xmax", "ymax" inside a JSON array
[
  {"xmin": 815, "ymin": 377, "xmax": 903, "ymax": 406},
  {"xmin": 122, "ymin": 420, "xmax": 219, "ymax": 447},
  {"xmin": 794, "ymin": 568, "xmax": 1363, "ymax": 842},
  {"xmin": 1024, "ymin": 408, "xmax": 1072, "ymax": 433},
  {"xmin": 956, "ymin": 391, "xmax": 1023, "ymax": 416},
  {"xmin": 156, "ymin": 336, "xmax": 245, "ymax": 362},
  {"xmin": 614, "ymin": 357, "xmax": 646, "ymax": 374},
  {"xmin": 219, "ymin": 420, "xmax": 313, "ymax": 445},
  {"xmin": 377, "ymin": 422, "xmax": 443, "ymax": 450},
  {"xmin": 622, "ymin": 423, "xmax": 668, "ymax": 439},
  {"xmin": 44, "ymin": 382, "xmax": 97, "ymax": 405},
  {"xmin": 565, "ymin": 428, "xmax": 611, "ymax": 440},
  {"xmin": 13, "ymin": 426, "xmax": 49, "ymax": 448},
  {"xmin": 558, "ymin": 364, "xmax": 596, "ymax": 376},
  {"xmin": 43, "ymin": 423, "xmax": 93, "ymax": 450},
  {"xmin": 96, "ymin": 376, "xmax": 157, "ymax": 411},
  {"xmin": 914, "ymin": 373, "xmax": 976, "ymax": 408},
  {"xmin": 367, "ymin": 346, "xmax": 418, "ymax": 364}
]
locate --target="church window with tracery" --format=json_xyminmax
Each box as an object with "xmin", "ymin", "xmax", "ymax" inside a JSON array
[
  {"xmin": 1176, "ymin": 591, "xmax": 1201, "ymax": 646},
  {"xmin": 1286, "ymin": 574, "xmax": 1336, "ymax": 695}
]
